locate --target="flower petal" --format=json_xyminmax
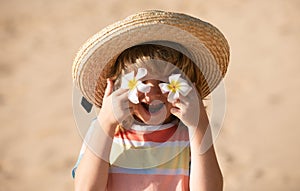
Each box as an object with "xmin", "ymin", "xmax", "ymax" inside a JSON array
[
  {"xmin": 128, "ymin": 88, "xmax": 139, "ymax": 104},
  {"xmin": 159, "ymin": 83, "xmax": 170, "ymax": 94},
  {"xmin": 177, "ymin": 76, "xmax": 188, "ymax": 83},
  {"xmin": 137, "ymin": 81, "xmax": 151, "ymax": 93},
  {"xmin": 167, "ymin": 91, "xmax": 179, "ymax": 103},
  {"xmin": 121, "ymin": 71, "xmax": 134, "ymax": 89},
  {"xmin": 123, "ymin": 71, "xmax": 135, "ymax": 81},
  {"xmin": 168, "ymin": 74, "xmax": 181, "ymax": 83},
  {"xmin": 120, "ymin": 78, "xmax": 129, "ymax": 89},
  {"xmin": 178, "ymin": 82, "xmax": 192, "ymax": 96},
  {"xmin": 135, "ymin": 68, "xmax": 147, "ymax": 80},
  {"xmin": 174, "ymin": 91, "xmax": 180, "ymax": 100}
]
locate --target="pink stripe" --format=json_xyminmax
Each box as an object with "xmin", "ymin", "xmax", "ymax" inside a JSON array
[
  {"xmin": 115, "ymin": 124, "xmax": 189, "ymax": 142},
  {"xmin": 107, "ymin": 173, "xmax": 189, "ymax": 191}
]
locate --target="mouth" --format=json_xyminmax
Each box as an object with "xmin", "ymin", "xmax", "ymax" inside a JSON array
[{"xmin": 141, "ymin": 101, "xmax": 164, "ymax": 114}]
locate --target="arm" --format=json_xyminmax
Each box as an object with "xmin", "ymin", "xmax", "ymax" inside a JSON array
[
  {"xmin": 74, "ymin": 79, "xmax": 130, "ymax": 191},
  {"xmin": 188, "ymin": 103, "xmax": 223, "ymax": 191},
  {"xmin": 171, "ymin": 94, "xmax": 223, "ymax": 191},
  {"xmin": 74, "ymin": 145, "xmax": 111, "ymax": 191}
]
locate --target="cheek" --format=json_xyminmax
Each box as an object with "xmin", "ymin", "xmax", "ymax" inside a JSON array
[
  {"xmin": 162, "ymin": 93, "xmax": 169, "ymax": 100},
  {"xmin": 167, "ymin": 102, "xmax": 173, "ymax": 109}
]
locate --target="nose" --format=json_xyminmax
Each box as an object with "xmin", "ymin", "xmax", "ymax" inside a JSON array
[{"xmin": 144, "ymin": 80, "xmax": 162, "ymax": 99}]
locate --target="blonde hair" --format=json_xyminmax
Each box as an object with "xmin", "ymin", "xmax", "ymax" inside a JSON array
[{"xmin": 95, "ymin": 43, "xmax": 204, "ymax": 108}]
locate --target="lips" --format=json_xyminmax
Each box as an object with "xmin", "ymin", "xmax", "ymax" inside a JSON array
[{"xmin": 141, "ymin": 102, "xmax": 164, "ymax": 114}]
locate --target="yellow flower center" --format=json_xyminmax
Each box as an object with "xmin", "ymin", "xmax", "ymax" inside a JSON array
[
  {"xmin": 167, "ymin": 80, "xmax": 180, "ymax": 93},
  {"xmin": 128, "ymin": 78, "xmax": 137, "ymax": 90}
]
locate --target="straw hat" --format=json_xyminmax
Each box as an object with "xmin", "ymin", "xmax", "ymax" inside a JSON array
[{"xmin": 72, "ymin": 10, "xmax": 230, "ymax": 108}]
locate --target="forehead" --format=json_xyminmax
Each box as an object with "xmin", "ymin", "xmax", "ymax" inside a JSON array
[
  {"xmin": 143, "ymin": 72, "xmax": 168, "ymax": 82},
  {"xmin": 126, "ymin": 59, "xmax": 183, "ymax": 80}
]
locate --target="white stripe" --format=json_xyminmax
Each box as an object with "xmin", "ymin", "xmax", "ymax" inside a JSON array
[
  {"xmin": 130, "ymin": 120, "xmax": 178, "ymax": 132},
  {"xmin": 113, "ymin": 138, "xmax": 190, "ymax": 148}
]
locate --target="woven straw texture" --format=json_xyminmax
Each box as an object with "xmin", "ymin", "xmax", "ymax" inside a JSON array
[{"xmin": 72, "ymin": 10, "xmax": 230, "ymax": 108}]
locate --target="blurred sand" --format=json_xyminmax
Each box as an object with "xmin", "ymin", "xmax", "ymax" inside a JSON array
[{"xmin": 0, "ymin": 0, "xmax": 300, "ymax": 190}]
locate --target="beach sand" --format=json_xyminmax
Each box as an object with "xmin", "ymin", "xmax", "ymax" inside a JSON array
[{"xmin": 1, "ymin": 0, "xmax": 300, "ymax": 190}]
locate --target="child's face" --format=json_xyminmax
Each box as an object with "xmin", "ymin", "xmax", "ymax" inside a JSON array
[{"xmin": 130, "ymin": 79, "xmax": 174, "ymax": 125}]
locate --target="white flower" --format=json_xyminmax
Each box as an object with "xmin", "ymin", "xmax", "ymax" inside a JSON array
[
  {"xmin": 120, "ymin": 68, "xmax": 151, "ymax": 104},
  {"xmin": 159, "ymin": 74, "xmax": 192, "ymax": 103}
]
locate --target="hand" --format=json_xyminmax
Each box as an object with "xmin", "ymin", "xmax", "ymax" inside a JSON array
[
  {"xmin": 170, "ymin": 87, "xmax": 207, "ymax": 130},
  {"xmin": 98, "ymin": 79, "xmax": 133, "ymax": 131}
]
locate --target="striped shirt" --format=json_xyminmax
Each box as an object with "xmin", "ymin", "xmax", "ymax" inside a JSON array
[{"xmin": 73, "ymin": 120, "xmax": 191, "ymax": 191}]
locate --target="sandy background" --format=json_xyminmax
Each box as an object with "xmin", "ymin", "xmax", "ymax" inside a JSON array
[{"xmin": 1, "ymin": 0, "xmax": 300, "ymax": 190}]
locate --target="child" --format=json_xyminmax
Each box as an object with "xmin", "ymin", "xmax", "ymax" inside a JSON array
[{"xmin": 72, "ymin": 10, "xmax": 230, "ymax": 191}]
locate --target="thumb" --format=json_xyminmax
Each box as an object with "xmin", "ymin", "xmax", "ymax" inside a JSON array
[
  {"xmin": 104, "ymin": 78, "xmax": 114, "ymax": 98},
  {"xmin": 170, "ymin": 107, "xmax": 181, "ymax": 119}
]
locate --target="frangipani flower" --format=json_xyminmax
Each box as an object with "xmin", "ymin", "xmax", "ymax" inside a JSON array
[
  {"xmin": 159, "ymin": 74, "xmax": 192, "ymax": 103},
  {"xmin": 121, "ymin": 68, "xmax": 151, "ymax": 104}
]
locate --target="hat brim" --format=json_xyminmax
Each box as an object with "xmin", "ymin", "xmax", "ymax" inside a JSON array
[{"xmin": 72, "ymin": 10, "xmax": 230, "ymax": 107}]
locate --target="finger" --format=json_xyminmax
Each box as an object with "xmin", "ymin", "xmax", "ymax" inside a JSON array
[
  {"xmin": 172, "ymin": 100, "xmax": 185, "ymax": 109},
  {"xmin": 177, "ymin": 94, "xmax": 190, "ymax": 104},
  {"xmin": 172, "ymin": 96, "xmax": 188, "ymax": 107},
  {"xmin": 126, "ymin": 106, "xmax": 134, "ymax": 110},
  {"xmin": 120, "ymin": 107, "xmax": 133, "ymax": 120},
  {"xmin": 179, "ymin": 90, "xmax": 202, "ymax": 109},
  {"xmin": 116, "ymin": 100, "xmax": 131, "ymax": 109},
  {"xmin": 118, "ymin": 90, "xmax": 130, "ymax": 100},
  {"xmin": 120, "ymin": 100, "xmax": 131, "ymax": 108},
  {"xmin": 128, "ymin": 106, "xmax": 134, "ymax": 115},
  {"xmin": 104, "ymin": 78, "xmax": 114, "ymax": 98},
  {"xmin": 114, "ymin": 88, "xmax": 128, "ymax": 97},
  {"xmin": 123, "ymin": 107, "xmax": 133, "ymax": 114},
  {"xmin": 170, "ymin": 107, "xmax": 182, "ymax": 119},
  {"xmin": 111, "ymin": 88, "xmax": 128, "ymax": 103},
  {"xmin": 114, "ymin": 101, "xmax": 132, "ymax": 112}
]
